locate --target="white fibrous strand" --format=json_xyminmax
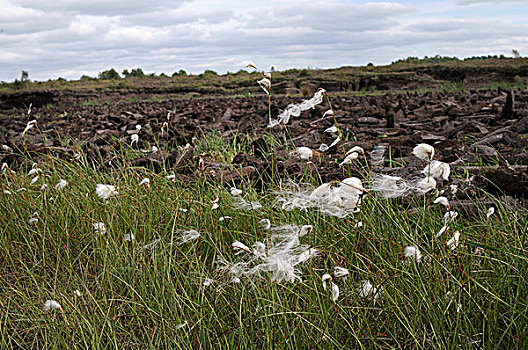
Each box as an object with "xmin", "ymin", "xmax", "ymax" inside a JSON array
[
  {"xmin": 447, "ymin": 230, "xmax": 461, "ymax": 250},
  {"xmin": 423, "ymin": 160, "xmax": 450, "ymax": 180},
  {"xmin": 277, "ymin": 178, "xmax": 363, "ymax": 218},
  {"xmin": 231, "ymin": 197, "xmax": 262, "ymax": 210},
  {"xmin": 370, "ymin": 175, "xmax": 408, "ymax": 199},
  {"xmin": 175, "ymin": 229, "xmax": 201, "ymax": 245},
  {"xmin": 268, "ymin": 89, "xmax": 326, "ymax": 127},
  {"xmin": 413, "ymin": 143, "xmax": 435, "ymax": 161},
  {"xmin": 404, "ymin": 245, "xmax": 422, "ymax": 263},
  {"xmin": 22, "ymin": 120, "xmax": 37, "ymax": 136},
  {"xmin": 96, "ymin": 184, "xmax": 118, "ymax": 200},
  {"xmin": 217, "ymin": 224, "xmax": 318, "ymax": 284},
  {"xmin": 357, "ymin": 280, "xmax": 382, "ymax": 303},
  {"xmin": 328, "ymin": 137, "xmax": 341, "ymax": 148},
  {"xmin": 413, "ymin": 176, "xmax": 437, "ymax": 195},
  {"xmin": 257, "ymin": 78, "xmax": 271, "ymax": 95}
]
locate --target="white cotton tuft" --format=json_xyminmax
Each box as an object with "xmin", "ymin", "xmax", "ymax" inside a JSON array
[
  {"xmin": 434, "ymin": 196, "xmax": 449, "ymax": 208},
  {"xmin": 357, "ymin": 280, "xmax": 382, "ymax": 303},
  {"xmin": 43, "ymin": 300, "xmax": 62, "ymax": 311},
  {"xmin": 30, "ymin": 175, "xmax": 39, "ymax": 185},
  {"xmin": 55, "ymin": 179, "xmax": 67, "ymax": 190},
  {"xmin": 93, "ymin": 222, "xmax": 106, "ymax": 235},
  {"xmin": 404, "ymin": 245, "xmax": 422, "ymax": 263},
  {"xmin": 413, "ymin": 143, "xmax": 435, "ymax": 160},
  {"xmin": 436, "ymin": 225, "xmax": 448, "ymax": 238},
  {"xmin": 131, "ymin": 134, "xmax": 139, "ymax": 145},
  {"xmin": 322, "ymin": 110, "xmax": 334, "ymax": 118},
  {"xmin": 298, "ymin": 225, "xmax": 312, "ymax": 237},
  {"xmin": 139, "ymin": 178, "xmax": 150, "ymax": 187},
  {"xmin": 423, "ymin": 160, "xmax": 450, "ymax": 180},
  {"xmin": 354, "ymin": 221, "xmax": 363, "ymax": 228},
  {"xmin": 96, "ymin": 184, "xmax": 118, "ymax": 200},
  {"xmin": 347, "ymin": 146, "xmax": 365, "ymax": 155},
  {"xmin": 322, "ymin": 273, "xmax": 332, "ymax": 290},
  {"xmin": 22, "ymin": 120, "xmax": 37, "ymax": 136},
  {"xmin": 324, "ymin": 126, "xmax": 338, "ymax": 133},
  {"xmin": 211, "ymin": 203, "xmax": 219, "ymax": 210},
  {"xmin": 447, "ymin": 230, "xmax": 461, "ymax": 250},
  {"xmin": 230, "ymin": 188, "xmax": 243, "ymax": 196},
  {"xmin": 443, "ymin": 211, "xmax": 458, "ymax": 224},
  {"xmin": 371, "ymin": 175, "xmax": 408, "ymax": 199},
  {"xmin": 329, "ymin": 137, "xmax": 341, "ymax": 148},
  {"xmin": 486, "ymin": 207, "xmax": 495, "ymax": 219},
  {"xmin": 40, "ymin": 184, "xmax": 48, "ymax": 190},
  {"xmin": 318, "ymin": 143, "xmax": 329, "ymax": 152},
  {"xmin": 415, "ymin": 176, "xmax": 436, "ymax": 194},
  {"xmin": 333, "ymin": 266, "xmax": 349, "ymax": 278},
  {"xmin": 339, "ymin": 152, "xmax": 359, "ymax": 167},
  {"xmin": 232, "ymin": 241, "xmax": 251, "ymax": 253},
  {"xmin": 175, "ymin": 321, "xmax": 188, "ymax": 330},
  {"xmin": 295, "ymin": 147, "xmax": 313, "ymax": 160},
  {"xmin": 219, "ymin": 216, "xmax": 232, "ymax": 221},
  {"xmin": 124, "ymin": 233, "xmax": 135, "ymax": 242},
  {"xmin": 259, "ymin": 219, "xmax": 271, "ymax": 230},
  {"xmin": 331, "ymin": 282, "xmax": 340, "ymax": 302},
  {"xmin": 257, "ymin": 78, "xmax": 271, "ymax": 94}
]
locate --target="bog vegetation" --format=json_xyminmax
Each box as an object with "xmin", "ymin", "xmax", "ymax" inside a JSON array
[{"xmin": 1, "ymin": 64, "xmax": 528, "ymax": 349}]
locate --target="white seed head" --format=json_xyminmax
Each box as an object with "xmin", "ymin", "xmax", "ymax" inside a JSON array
[
  {"xmin": 413, "ymin": 143, "xmax": 435, "ymax": 160},
  {"xmin": 295, "ymin": 147, "xmax": 313, "ymax": 160},
  {"xmin": 230, "ymin": 188, "xmax": 243, "ymax": 196},
  {"xmin": 322, "ymin": 273, "xmax": 332, "ymax": 290},
  {"xmin": 434, "ymin": 196, "xmax": 449, "ymax": 208},
  {"xmin": 96, "ymin": 184, "xmax": 118, "ymax": 200},
  {"xmin": 486, "ymin": 207, "xmax": 495, "ymax": 219},
  {"xmin": 447, "ymin": 230, "xmax": 461, "ymax": 250},
  {"xmin": 55, "ymin": 179, "xmax": 67, "ymax": 190},
  {"xmin": 43, "ymin": 300, "xmax": 62, "ymax": 311},
  {"xmin": 404, "ymin": 245, "xmax": 422, "ymax": 263},
  {"xmin": 333, "ymin": 266, "xmax": 349, "ymax": 278}
]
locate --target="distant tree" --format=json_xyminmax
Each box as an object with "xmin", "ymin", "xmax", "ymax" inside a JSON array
[
  {"xmin": 367, "ymin": 62, "xmax": 374, "ymax": 67},
  {"xmin": 130, "ymin": 68, "xmax": 145, "ymax": 77},
  {"xmin": 80, "ymin": 75, "xmax": 96, "ymax": 81},
  {"xmin": 159, "ymin": 72, "xmax": 168, "ymax": 77},
  {"xmin": 512, "ymin": 49, "xmax": 521, "ymax": 58},
  {"xmin": 172, "ymin": 69, "xmax": 187, "ymax": 77},
  {"xmin": 122, "ymin": 69, "xmax": 130, "ymax": 77},
  {"xmin": 98, "ymin": 68, "xmax": 121, "ymax": 80}
]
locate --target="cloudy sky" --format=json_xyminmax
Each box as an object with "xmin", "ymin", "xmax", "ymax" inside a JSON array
[{"xmin": 0, "ymin": 0, "xmax": 527, "ymax": 81}]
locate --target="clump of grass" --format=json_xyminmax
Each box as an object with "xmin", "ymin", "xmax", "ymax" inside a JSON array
[{"xmin": 1, "ymin": 141, "xmax": 527, "ymax": 348}]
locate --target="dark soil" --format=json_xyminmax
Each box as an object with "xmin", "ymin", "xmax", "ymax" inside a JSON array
[{"xmin": 1, "ymin": 85, "xmax": 528, "ymax": 208}]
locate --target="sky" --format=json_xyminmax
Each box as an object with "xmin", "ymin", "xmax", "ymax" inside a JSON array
[{"xmin": 0, "ymin": 0, "xmax": 527, "ymax": 81}]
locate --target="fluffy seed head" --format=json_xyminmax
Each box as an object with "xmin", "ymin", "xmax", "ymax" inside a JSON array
[{"xmin": 413, "ymin": 143, "xmax": 435, "ymax": 161}]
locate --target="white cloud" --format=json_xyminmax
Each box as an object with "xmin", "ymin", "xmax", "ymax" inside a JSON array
[{"xmin": 0, "ymin": 0, "xmax": 527, "ymax": 81}]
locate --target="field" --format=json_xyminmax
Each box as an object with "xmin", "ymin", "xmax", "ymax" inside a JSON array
[{"xmin": 1, "ymin": 60, "xmax": 528, "ymax": 348}]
